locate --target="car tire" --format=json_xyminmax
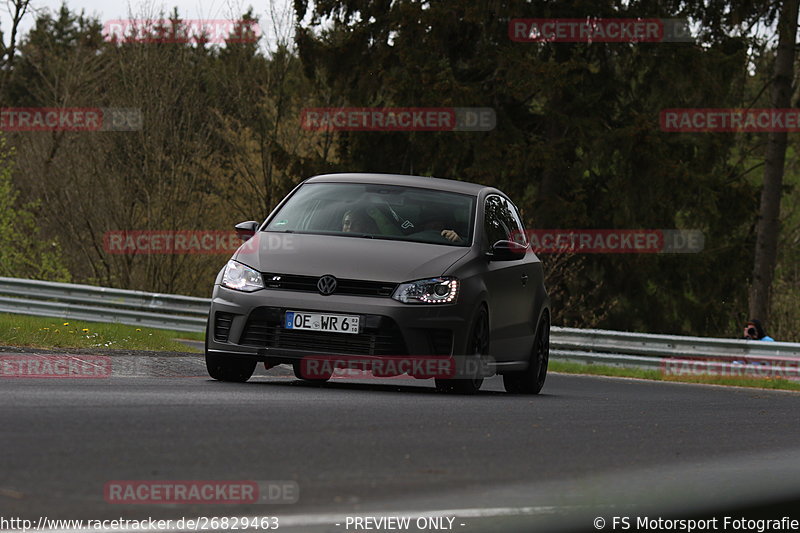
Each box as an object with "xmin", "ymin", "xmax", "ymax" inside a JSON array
[
  {"xmin": 435, "ymin": 306, "xmax": 488, "ymax": 395},
  {"xmin": 205, "ymin": 320, "xmax": 257, "ymax": 382},
  {"xmin": 205, "ymin": 351, "xmax": 257, "ymax": 382},
  {"xmin": 503, "ymin": 313, "xmax": 549, "ymax": 394},
  {"xmin": 292, "ymin": 361, "xmax": 333, "ymax": 383}
]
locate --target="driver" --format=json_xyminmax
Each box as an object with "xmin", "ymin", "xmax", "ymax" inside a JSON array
[{"xmin": 418, "ymin": 208, "xmax": 464, "ymax": 243}]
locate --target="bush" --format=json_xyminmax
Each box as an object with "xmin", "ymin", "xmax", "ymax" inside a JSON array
[{"xmin": 0, "ymin": 136, "xmax": 71, "ymax": 281}]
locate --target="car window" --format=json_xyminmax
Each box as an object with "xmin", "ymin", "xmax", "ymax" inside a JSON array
[
  {"xmin": 266, "ymin": 182, "xmax": 476, "ymax": 246},
  {"xmin": 483, "ymin": 195, "xmax": 527, "ymax": 247}
]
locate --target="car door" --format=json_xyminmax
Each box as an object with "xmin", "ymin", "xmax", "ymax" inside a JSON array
[{"xmin": 482, "ymin": 195, "xmax": 534, "ymax": 362}]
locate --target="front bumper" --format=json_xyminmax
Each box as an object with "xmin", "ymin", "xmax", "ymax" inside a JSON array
[{"xmin": 206, "ymin": 285, "xmax": 476, "ymax": 364}]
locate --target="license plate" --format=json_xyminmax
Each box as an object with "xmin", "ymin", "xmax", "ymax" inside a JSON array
[{"xmin": 285, "ymin": 311, "xmax": 360, "ymax": 334}]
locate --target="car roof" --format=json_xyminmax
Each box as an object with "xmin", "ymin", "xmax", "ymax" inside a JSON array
[{"xmin": 305, "ymin": 173, "xmax": 491, "ymax": 196}]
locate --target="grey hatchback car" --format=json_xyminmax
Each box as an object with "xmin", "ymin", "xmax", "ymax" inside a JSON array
[{"xmin": 205, "ymin": 173, "xmax": 550, "ymax": 394}]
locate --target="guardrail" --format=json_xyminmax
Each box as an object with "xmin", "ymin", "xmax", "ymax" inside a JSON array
[
  {"xmin": 1, "ymin": 277, "xmax": 799, "ymax": 370},
  {"xmin": 0, "ymin": 277, "xmax": 208, "ymax": 333},
  {"xmin": 550, "ymin": 327, "xmax": 800, "ymax": 370}
]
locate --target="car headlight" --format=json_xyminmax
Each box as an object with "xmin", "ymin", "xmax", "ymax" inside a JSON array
[
  {"xmin": 221, "ymin": 260, "xmax": 263, "ymax": 292},
  {"xmin": 391, "ymin": 277, "xmax": 459, "ymax": 304}
]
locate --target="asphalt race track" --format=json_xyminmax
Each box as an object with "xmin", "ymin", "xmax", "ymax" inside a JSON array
[{"xmin": 2, "ymin": 351, "xmax": 800, "ymax": 532}]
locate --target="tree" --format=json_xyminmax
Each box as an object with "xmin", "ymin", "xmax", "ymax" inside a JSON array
[
  {"xmin": 0, "ymin": 0, "xmax": 32, "ymax": 95},
  {"xmin": 749, "ymin": 0, "xmax": 799, "ymax": 323}
]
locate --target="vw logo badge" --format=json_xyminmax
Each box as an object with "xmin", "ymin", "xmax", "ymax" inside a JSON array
[{"xmin": 317, "ymin": 275, "xmax": 337, "ymax": 296}]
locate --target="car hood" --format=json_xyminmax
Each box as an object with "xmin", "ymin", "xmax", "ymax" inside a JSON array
[{"xmin": 233, "ymin": 232, "xmax": 470, "ymax": 282}]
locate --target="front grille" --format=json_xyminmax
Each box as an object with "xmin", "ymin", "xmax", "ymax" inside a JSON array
[
  {"xmin": 213, "ymin": 312, "xmax": 234, "ymax": 342},
  {"xmin": 240, "ymin": 307, "xmax": 407, "ymax": 356},
  {"xmin": 262, "ymin": 273, "xmax": 396, "ymax": 297}
]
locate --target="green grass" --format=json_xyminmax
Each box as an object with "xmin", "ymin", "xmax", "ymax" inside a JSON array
[
  {"xmin": 0, "ymin": 313, "xmax": 204, "ymax": 352},
  {"xmin": 550, "ymin": 360, "xmax": 800, "ymax": 392},
  {"xmin": 2, "ymin": 314, "xmax": 796, "ymax": 390}
]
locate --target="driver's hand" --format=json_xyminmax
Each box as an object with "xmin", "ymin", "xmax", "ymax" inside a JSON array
[{"xmin": 441, "ymin": 229, "xmax": 461, "ymax": 242}]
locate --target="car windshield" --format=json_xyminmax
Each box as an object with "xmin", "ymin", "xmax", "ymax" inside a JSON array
[{"xmin": 265, "ymin": 182, "xmax": 475, "ymax": 246}]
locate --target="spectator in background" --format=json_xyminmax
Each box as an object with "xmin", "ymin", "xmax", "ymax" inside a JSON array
[{"xmin": 743, "ymin": 319, "xmax": 775, "ymax": 342}]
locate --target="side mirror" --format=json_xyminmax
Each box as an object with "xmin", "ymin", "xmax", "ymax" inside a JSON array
[
  {"xmin": 235, "ymin": 221, "xmax": 259, "ymax": 241},
  {"xmin": 486, "ymin": 240, "xmax": 527, "ymax": 261}
]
